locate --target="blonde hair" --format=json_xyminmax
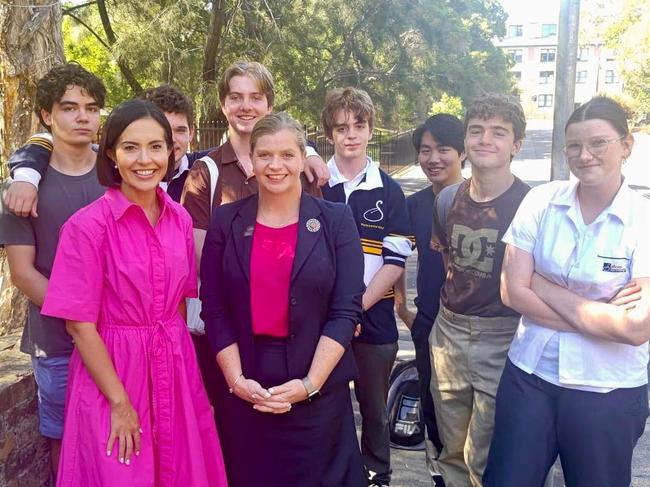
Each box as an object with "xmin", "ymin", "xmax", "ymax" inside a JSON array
[
  {"xmin": 250, "ymin": 112, "xmax": 306, "ymax": 154},
  {"xmin": 321, "ymin": 87, "xmax": 375, "ymax": 137},
  {"xmin": 218, "ymin": 61, "xmax": 275, "ymax": 108}
]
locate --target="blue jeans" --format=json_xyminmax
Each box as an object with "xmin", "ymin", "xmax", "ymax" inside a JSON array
[
  {"xmin": 484, "ymin": 359, "xmax": 648, "ymax": 487},
  {"xmin": 31, "ymin": 355, "xmax": 70, "ymax": 439}
]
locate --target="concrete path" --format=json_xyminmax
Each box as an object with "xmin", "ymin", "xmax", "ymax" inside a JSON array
[{"xmin": 373, "ymin": 121, "xmax": 650, "ymax": 487}]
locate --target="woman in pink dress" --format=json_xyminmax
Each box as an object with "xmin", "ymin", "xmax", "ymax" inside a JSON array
[{"xmin": 42, "ymin": 99, "xmax": 228, "ymax": 487}]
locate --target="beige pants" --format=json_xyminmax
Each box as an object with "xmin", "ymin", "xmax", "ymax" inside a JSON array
[{"xmin": 429, "ymin": 306, "xmax": 519, "ymax": 487}]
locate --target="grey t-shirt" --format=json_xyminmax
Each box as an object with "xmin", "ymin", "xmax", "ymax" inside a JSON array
[{"xmin": 0, "ymin": 165, "xmax": 105, "ymax": 357}]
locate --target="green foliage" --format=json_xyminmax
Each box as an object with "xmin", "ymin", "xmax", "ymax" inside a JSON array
[
  {"xmin": 590, "ymin": 0, "xmax": 650, "ymax": 122},
  {"xmin": 61, "ymin": 0, "xmax": 513, "ymax": 129},
  {"xmin": 430, "ymin": 93, "xmax": 465, "ymax": 119}
]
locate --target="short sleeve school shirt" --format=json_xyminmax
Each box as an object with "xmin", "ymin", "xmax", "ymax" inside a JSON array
[{"xmin": 504, "ymin": 179, "xmax": 650, "ymax": 389}]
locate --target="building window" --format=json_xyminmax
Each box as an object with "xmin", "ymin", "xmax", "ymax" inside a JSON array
[
  {"xmin": 605, "ymin": 70, "xmax": 617, "ymax": 83},
  {"xmin": 508, "ymin": 49, "xmax": 523, "ymax": 64},
  {"xmin": 512, "ymin": 71, "xmax": 522, "ymax": 81},
  {"xmin": 576, "ymin": 70, "xmax": 587, "ymax": 84},
  {"xmin": 508, "ymin": 24, "xmax": 523, "ymax": 37},
  {"xmin": 539, "ymin": 71, "xmax": 554, "ymax": 84},
  {"xmin": 541, "ymin": 24, "xmax": 557, "ymax": 37},
  {"xmin": 540, "ymin": 48, "xmax": 556, "ymax": 63},
  {"xmin": 578, "ymin": 47, "xmax": 589, "ymax": 61},
  {"xmin": 538, "ymin": 94, "xmax": 553, "ymax": 107}
]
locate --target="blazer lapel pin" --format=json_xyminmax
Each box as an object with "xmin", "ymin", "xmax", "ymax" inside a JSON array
[{"xmin": 306, "ymin": 218, "xmax": 321, "ymax": 233}]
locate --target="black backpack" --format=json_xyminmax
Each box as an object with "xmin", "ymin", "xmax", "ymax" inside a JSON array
[{"xmin": 387, "ymin": 359, "xmax": 425, "ymax": 450}]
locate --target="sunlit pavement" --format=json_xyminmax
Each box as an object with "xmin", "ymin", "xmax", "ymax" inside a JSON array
[{"xmin": 377, "ymin": 121, "xmax": 650, "ymax": 487}]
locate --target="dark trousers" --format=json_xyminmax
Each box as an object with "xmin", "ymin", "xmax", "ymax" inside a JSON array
[
  {"xmin": 484, "ymin": 359, "xmax": 649, "ymax": 487},
  {"xmin": 191, "ymin": 333, "xmax": 221, "ymax": 408},
  {"xmin": 352, "ymin": 340, "xmax": 399, "ymax": 485},
  {"xmin": 411, "ymin": 311, "xmax": 443, "ymax": 453}
]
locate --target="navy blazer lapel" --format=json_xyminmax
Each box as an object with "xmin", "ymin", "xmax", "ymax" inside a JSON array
[
  {"xmin": 291, "ymin": 193, "xmax": 323, "ymax": 282},
  {"xmin": 232, "ymin": 195, "xmax": 258, "ymax": 281}
]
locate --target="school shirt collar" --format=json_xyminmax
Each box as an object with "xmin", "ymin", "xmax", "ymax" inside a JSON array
[
  {"xmin": 548, "ymin": 177, "xmax": 632, "ymax": 226},
  {"xmin": 159, "ymin": 155, "xmax": 190, "ymax": 193},
  {"xmin": 105, "ymin": 186, "xmax": 172, "ymax": 221},
  {"xmin": 172, "ymin": 155, "xmax": 190, "ymax": 180},
  {"xmin": 326, "ymin": 156, "xmax": 383, "ymax": 191},
  {"xmin": 220, "ymin": 139, "xmax": 240, "ymax": 165}
]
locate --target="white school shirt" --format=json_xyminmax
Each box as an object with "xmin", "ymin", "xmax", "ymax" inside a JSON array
[{"xmin": 504, "ymin": 179, "xmax": 650, "ymax": 390}]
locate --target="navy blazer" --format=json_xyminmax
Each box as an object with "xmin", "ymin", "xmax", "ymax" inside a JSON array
[{"xmin": 200, "ymin": 192, "xmax": 365, "ymax": 391}]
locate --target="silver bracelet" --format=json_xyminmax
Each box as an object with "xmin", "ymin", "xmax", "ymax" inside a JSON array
[{"xmin": 229, "ymin": 373, "xmax": 244, "ymax": 394}]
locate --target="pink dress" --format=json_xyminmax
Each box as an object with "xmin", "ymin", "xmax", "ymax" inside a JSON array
[{"xmin": 42, "ymin": 187, "xmax": 228, "ymax": 487}]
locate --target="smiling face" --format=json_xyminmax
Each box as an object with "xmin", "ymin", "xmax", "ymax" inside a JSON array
[
  {"xmin": 418, "ymin": 130, "xmax": 464, "ymax": 186},
  {"xmin": 328, "ymin": 109, "xmax": 372, "ymax": 163},
  {"xmin": 109, "ymin": 117, "xmax": 172, "ymax": 200},
  {"xmin": 252, "ymin": 128, "xmax": 305, "ymax": 196},
  {"xmin": 222, "ymin": 75, "xmax": 272, "ymax": 137},
  {"xmin": 464, "ymin": 116, "xmax": 522, "ymax": 170},
  {"xmin": 164, "ymin": 111, "xmax": 194, "ymax": 169},
  {"xmin": 565, "ymin": 118, "xmax": 632, "ymax": 187},
  {"xmin": 41, "ymin": 85, "xmax": 101, "ymax": 146}
]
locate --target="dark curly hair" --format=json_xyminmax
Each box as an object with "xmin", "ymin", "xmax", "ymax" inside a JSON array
[
  {"xmin": 464, "ymin": 93, "xmax": 526, "ymax": 142},
  {"xmin": 34, "ymin": 62, "xmax": 106, "ymax": 131},
  {"xmin": 139, "ymin": 84, "xmax": 195, "ymax": 128}
]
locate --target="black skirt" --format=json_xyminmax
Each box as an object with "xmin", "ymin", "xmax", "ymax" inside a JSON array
[{"xmin": 213, "ymin": 337, "xmax": 366, "ymax": 487}]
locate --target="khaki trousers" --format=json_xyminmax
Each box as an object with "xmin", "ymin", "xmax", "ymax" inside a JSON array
[{"xmin": 429, "ymin": 305, "xmax": 519, "ymax": 487}]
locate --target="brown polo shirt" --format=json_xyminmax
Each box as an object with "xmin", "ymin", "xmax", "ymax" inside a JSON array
[{"xmin": 181, "ymin": 139, "xmax": 321, "ymax": 230}]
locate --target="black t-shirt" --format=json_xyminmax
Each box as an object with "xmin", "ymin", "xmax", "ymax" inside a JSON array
[{"xmin": 431, "ymin": 177, "xmax": 530, "ymax": 317}]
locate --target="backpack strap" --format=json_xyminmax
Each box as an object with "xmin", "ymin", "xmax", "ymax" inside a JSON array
[
  {"xmin": 435, "ymin": 181, "xmax": 462, "ymax": 229},
  {"xmin": 200, "ymin": 156, "xmax": 219, "ymax": 215}
]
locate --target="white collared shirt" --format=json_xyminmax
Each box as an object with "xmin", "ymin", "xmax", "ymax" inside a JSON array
[
  {"xmin": 504, "ymin": 179, "xmax": 650, "ymax": 390},
  {"xmin": 158, "ymin": 154, "xmax": 190, "ymax": 193},
  {"xmin": 327, "ymin": 157, "xmax": 383, "ymax": 202}
]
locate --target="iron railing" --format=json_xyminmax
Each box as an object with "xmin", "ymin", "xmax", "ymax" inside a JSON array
[{"xmin": 194, "ymin": 121, "xmax": 417, "ymax": 175}]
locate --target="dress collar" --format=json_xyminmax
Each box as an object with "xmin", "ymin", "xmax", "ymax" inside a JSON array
[{"xmin": 105, "ymin": 186, "xmax": 172, "ymax": 221}]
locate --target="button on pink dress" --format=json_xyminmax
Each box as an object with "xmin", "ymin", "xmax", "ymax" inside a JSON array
[{"xmin": 42, "ymin": 187, "xmax": 228, "ymax": 487}]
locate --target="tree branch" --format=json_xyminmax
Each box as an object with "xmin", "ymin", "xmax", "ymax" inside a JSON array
[
  {"xmin": 63, "ymin": 1, "xmax": 97, "ymax": 15},
  {"xmin": 96, "ymin": 0, "xmax": 143, "ymax": 94},
  {"xmin": 64, "ymin": 11, "xmax": 110, "ymax": 51}
]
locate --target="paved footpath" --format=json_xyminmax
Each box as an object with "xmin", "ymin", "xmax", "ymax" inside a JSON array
[{"xmin": 358, "ymin": 121, "xmax": 650, "ymax": 487}]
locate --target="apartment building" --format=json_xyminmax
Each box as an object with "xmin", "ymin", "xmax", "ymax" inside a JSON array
[{"xmin": 494, "ymin": 19, "xmax": 623, "ymax": 119}]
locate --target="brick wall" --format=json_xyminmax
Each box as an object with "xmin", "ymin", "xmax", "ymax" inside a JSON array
[{"xmin": 0, "ymin": 332, "xmax": 49, "ymax": 487}]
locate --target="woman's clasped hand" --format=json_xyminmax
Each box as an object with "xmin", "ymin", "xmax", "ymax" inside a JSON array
[{"xmin": 232, "ymin": 376, "xmax": 309, "ymax": 413}]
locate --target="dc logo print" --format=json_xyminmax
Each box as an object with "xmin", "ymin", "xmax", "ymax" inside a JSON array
[{"xmin": 363, "ymin": 200, "xmax": 384, "ymax": 222}]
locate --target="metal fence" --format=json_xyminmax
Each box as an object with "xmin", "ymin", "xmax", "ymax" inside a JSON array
[{"xmin": 194, "ymin": 121, "xmax": 417, "ymax": 175}]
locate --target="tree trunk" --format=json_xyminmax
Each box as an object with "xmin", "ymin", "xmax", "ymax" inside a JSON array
[
  {"xmin": 0, "ymin": 0, "xmax": 64, "ymax": 337},
  {"xmin": 201, "ymin": 0, "xmax": 229, "ymax": 124}
]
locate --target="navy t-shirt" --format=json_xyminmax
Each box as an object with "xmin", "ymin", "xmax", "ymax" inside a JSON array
[{"xmin": 407, "ymin": 186, "xmax": 446, "ymax": 324}]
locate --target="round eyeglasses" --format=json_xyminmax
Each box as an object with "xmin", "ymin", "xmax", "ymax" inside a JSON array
[{"xmin": 563, "ymin": 135, "xmax": 625, "ymax": 158}]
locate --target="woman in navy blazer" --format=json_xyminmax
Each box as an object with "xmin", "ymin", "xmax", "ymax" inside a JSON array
[{"xmin": 200, "ymin": 112, "xmax": 366, "ymax": 487}]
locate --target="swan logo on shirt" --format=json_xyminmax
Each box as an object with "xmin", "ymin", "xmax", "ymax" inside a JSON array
[{"xmin": 363, "ymin": 200, "xmax": 384, "ymax": 223}]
